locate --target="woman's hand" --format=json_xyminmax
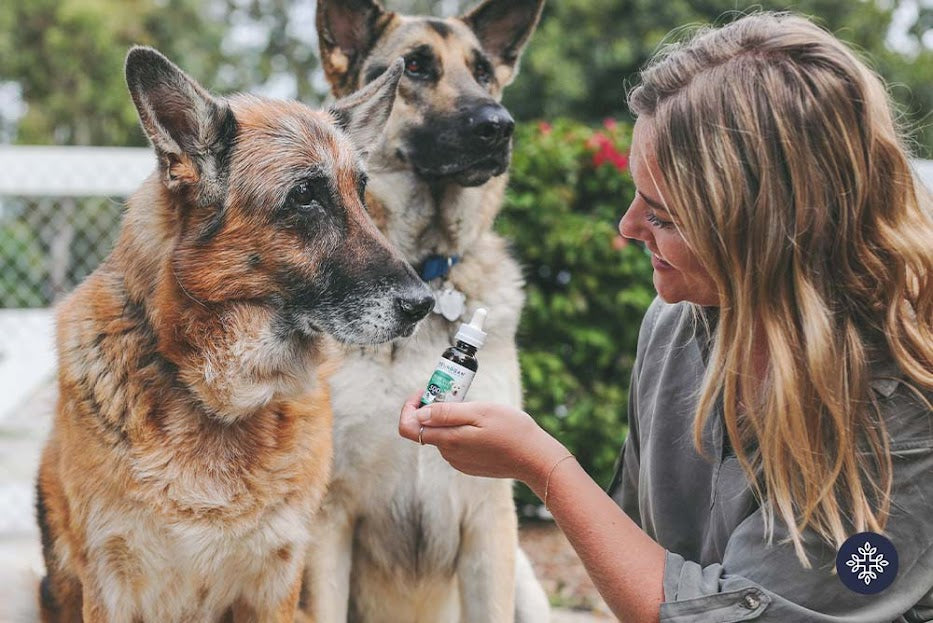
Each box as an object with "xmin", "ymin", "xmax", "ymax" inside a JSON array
[
  {"xmin": 398, "ymin": 391, "xmax": 568, "ymax": 490},
  {"xmin": 400, "ymin": 391, "xmax": 666, "ymax": 621}
]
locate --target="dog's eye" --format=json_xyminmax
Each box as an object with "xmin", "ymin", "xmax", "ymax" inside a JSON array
[
  {"xmin": 357, "ymin": 173, "xmax": 368, "ymax": 202},
  {"xmin": 405, "ymin": 57, "xmax": 422, "ymax": 75},
  {"xmin": 287, "ymin": 181, "xmax": 322, "ymax": 212},
  {"xmin": 474, "ymin": 62, "xmax": 493, "ymax": 86},
  {"xmin": 404, "ymin": 55, "xmax": 428, "ymax": 78}
]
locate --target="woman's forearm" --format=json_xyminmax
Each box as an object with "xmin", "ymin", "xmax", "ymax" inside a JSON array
[{"xmin": 525, "ymin": 456, "xmax": 666, "ymax": 622}]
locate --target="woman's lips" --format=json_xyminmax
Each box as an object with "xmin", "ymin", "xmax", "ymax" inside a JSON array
[{"xmin": 651, "ymin": 254, "xmax": 673, "ymax": 270}]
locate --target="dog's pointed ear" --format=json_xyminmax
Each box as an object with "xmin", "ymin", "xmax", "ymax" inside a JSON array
[
  {"xmin": 460, "ymin": 0, "xmax": 544, "ymax": 86},
  {"xmin": 125, "ymin": 46, "xmax": 237, "ymax": 206},
  {"xmin": 329, "ymin": 58, "xmax": 403, "ymax": 158},
  {"xmin": 317, "ymin": 0, "xmax": 394, "ymax": 96}
]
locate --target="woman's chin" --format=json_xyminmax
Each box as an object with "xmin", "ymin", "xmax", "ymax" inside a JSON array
[
  {"xmin": 652, "ymin": 267, "xmax": 720, "ymax": 306},
  {"xmin": 653, "ymin": 273, "xmax": 683, "ymax": 304}
]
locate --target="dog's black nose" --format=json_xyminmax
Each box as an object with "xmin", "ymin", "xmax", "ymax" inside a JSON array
[
  {"xmin": 469, "ymin": 104, "xmax": 515, "ymax": 146},
  {"xmin": 395, "ymin": 289, "xmax": 435, "ymax": 323}
]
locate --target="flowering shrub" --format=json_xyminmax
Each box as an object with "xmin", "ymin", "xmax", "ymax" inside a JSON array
[{"xmin": 497, "ymin": 118, "xmax": 656, "ymax": 511}]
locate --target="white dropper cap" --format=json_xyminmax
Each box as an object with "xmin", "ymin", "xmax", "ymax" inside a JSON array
[{"xmin": 455, "ymin": 308, "xmax": 488, "ymax": 349}]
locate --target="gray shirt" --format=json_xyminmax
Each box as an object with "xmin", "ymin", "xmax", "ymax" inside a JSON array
[{"xmin": 608, "ymin": 298, "xmax": 933, "ymax": 622}]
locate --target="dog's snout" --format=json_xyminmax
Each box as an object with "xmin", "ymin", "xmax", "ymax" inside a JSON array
[
  {"xmin": 395, "ymin": 289, "xmax": 435, "ymax": 323},
  {"xmin": 469, "ymin": 105, "xmax": 515, "ymax": 146}
]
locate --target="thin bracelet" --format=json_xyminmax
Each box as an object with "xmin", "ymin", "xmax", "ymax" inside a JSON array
[{"xmin": 544, "ymin": 454, "xmax": 575, "ymax": 512}]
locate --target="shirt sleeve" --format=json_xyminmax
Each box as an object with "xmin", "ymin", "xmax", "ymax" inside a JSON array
[
  {"xmin": 608, "ymin": 367, "xmax": 641, "ymax": 523},
  {"xmin": 659, "ymin": 439, "xmax": 933, "ymax": 622}
]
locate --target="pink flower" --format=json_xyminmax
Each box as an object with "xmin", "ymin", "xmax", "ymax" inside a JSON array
[
  {"xmin": 592, "ymin": 141, "xmax": 629, "ymax": 172},
  {"xmin": 585, "ymin": 131, "xmax": 610, "ymax": 150},
  {"xmin": 538, "ymin": 121, "xmax": 552, "ymax": 135},
  {"xmin": 586, "ymin": 130, "xmax": 628, "ymax": 172},
  {"xmin": 603, "ymin": 117, "xmax": 618, "ymax": 130}
]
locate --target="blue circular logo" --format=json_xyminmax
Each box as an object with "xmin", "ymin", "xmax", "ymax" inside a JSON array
[{"xmin": 836, "ymin": 532, "xmax": 898, "ymax": 594}]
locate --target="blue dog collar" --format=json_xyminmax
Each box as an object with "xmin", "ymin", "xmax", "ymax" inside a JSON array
[{"xmin": 419, "ymin": 254, "xmax": 460, "ymax": 282}]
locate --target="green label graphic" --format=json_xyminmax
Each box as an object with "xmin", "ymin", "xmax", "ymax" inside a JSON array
[{"xmin": 420, "ymin": 359, "xmax": 476, "ymax": 405}]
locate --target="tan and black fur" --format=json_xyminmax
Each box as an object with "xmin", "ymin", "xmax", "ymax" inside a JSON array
[
  {"xmin": 35, "ymin": 48, "xmax": 432, "ymax": 622},
  {"xmin": 305, "ymin": 2, "xmax": 550, "ymax": 622}
]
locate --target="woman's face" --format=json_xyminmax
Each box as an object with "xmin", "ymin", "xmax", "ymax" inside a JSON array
[{"xmin": 619, "ymin": 118, "xmax": 718, "ymax": 307}]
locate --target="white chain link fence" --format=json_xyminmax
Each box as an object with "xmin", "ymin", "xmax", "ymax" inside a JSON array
[
  {"xmin": 0, "ymin": 146, "xmax": 153, "ymax": 420},
  {"xmin": 0, "ymin": 147, "xmax": 153, "ymax": 548}
]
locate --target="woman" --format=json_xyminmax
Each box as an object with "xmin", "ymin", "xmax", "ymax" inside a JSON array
[{"xmin": 398, "ymin": 12, "xmax": 933, "ymax": 622}]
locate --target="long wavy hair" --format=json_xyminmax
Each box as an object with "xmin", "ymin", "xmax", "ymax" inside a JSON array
[{"xmin": 628, "ymin": 12, "xmax": 933, "ymax": 564}]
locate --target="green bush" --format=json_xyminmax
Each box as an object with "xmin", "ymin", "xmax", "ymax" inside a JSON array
[{"xmin": 497, "ymin": 118, "xmax": 656, "ymax": 511}]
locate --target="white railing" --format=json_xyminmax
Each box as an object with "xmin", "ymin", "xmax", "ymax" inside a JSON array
[{"xmin": 0, "ymin": 145, "xmax": 154, "ymax": 197}]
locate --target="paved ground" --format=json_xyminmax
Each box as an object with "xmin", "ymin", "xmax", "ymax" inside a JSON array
[{"xmin": 0, "ymin": 381, "xmax": 608, "ymax": 622}]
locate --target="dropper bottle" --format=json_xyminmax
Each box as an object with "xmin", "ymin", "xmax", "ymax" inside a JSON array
[{"xmin": 420, "ymin": 308, "xmax": 487, "ymax": 406}]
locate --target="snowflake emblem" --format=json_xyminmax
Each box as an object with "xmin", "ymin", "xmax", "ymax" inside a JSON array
[{"xmin": 845, "ymin": 541, "xmax": 890, "ymax": 585}]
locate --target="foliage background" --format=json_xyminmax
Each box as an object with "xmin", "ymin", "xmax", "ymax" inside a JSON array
[
  {"xmin": 0, "ymin": 0, "xmax": 929, "ymax": 501},
  {"xmin": 498, "ymin": 120, "xmax": 653, "ymax": 507},
  {"xmin": 506, "ymin": 0, "xmax": 933, "ymax": 158},
  {"xmin": 1, "ymin": 0, "xmax": 930, "ymax": 154}
]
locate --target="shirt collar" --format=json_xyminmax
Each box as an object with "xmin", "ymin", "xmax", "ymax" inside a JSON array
[{"xmin": 868, "ymin": 357, "xmax": 902, "ymax": 398}]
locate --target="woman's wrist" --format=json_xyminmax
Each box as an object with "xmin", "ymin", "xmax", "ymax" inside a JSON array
[{"xmin": 522, "ymin": 430, "xmax": 573, "ymax": 499}]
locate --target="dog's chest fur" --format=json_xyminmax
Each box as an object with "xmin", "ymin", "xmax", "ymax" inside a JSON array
[
  {"xmin": 80, "ymin": 499, "xmax": 312, "ymax": 620},
  {"xmin": 326, "ymin": 232, "xmax": 524, "ymax": 577},
  {"xmin": 49, "ymin": 272, "xmax": 334, "ymax": 620}
]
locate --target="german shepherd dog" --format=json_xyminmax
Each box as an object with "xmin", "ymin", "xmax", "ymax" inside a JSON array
[
  {"xmin": 35, "ymin": 48, "xmax": 432, "ymax": 622},
  {"xmin": 304, "ymin": 2, "xmax": 550, "ymax": 621}
]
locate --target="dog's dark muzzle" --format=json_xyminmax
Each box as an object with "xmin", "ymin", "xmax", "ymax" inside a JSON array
[
  {"xmin": 406, "ymin": 102, "xmax": 515, "ymax": 187},
  {"xmin": 280, "ymin": 252, "xmax": 434, "ymax": 344}
]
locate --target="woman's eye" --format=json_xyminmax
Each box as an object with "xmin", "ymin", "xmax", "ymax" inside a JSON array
[{"xmin": 645, "ymin": 212, "xmax": 673, "ymax": 229}]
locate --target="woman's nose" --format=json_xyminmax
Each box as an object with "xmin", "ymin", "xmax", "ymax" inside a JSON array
[{"xmin": 619, "ymin": 202, "xmax": 644, "ymax": 242}]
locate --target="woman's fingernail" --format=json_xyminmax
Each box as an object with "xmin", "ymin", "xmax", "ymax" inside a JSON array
[{"xmin": 415, "ymin": 407, "xmax": 431, "ymax": 423}]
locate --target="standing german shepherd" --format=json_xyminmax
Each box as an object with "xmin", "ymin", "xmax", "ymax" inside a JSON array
[
  {"xmin": 35, "ymin": 48, "xmax": 432, "ymax": 622},
  {"xmin": 304, "ymin": 2, "xmax": 550, "ymax": 621}
]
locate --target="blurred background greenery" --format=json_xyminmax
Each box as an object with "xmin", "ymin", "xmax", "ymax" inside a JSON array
[
  {"xmin": 498, "ymin": 120, "xmax": 651, "ymax": 509},
  {"xmin": 1, "ymin": 0, "xmax": 930, "ymax": 153},
  {"xmin": 0, "ymin": 0, "xmax": 929, "ymax": 503}
]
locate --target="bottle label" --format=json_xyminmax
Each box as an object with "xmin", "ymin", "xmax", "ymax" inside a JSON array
[{"xmin": 420, "ymin": 358, "xmax": 476, "ymax": 405}]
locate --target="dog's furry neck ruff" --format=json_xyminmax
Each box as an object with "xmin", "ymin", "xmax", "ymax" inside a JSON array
[
  {"xmin": 374, "ymin": 170, "xmax": 510, "ymax": 268},
  {"xmin": 105, "ymin": 180, "xmax": 325, "ymax": 423}
]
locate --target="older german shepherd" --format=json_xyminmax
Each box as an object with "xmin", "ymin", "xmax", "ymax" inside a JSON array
[
  {"xmin": 35, "ymin": 48, "xmax": 432, "ymax": 622},
  {"xmin": 304, "ymin": 2, "xmax": 549, "ymax": 622}
]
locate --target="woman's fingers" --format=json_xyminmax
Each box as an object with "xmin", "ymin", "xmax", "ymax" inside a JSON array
[
  {"xmin": 398, "ymin": 391, "xmax": 488, "ymax": 445},
  {"xmin": 414, "ymin": 400, "xmax": 482, "ymax": 427},
  {"xmin": 403, "ymin": 389, "xmax": 423, "ymax": 409},
  {"xmin": 398, "ymin": 390, "xmax": 425, "ymax": 442}
]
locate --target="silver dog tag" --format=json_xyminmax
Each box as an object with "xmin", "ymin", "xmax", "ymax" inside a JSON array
[{"xmin": 433, "ymin": 283, "xmax": 466, "ymax": 322}]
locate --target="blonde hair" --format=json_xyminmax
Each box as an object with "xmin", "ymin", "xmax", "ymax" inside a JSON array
[{"xmin": 628, "ymin": 12, "xmax": 933, "ymax": 564}]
